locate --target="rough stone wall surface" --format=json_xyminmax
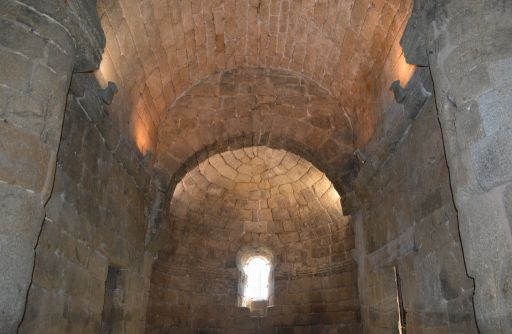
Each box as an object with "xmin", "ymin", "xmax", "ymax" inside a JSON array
[
  {"xmin": 146, "ymin": 147, "xmax": 360, "ymax": 333},
  {"xmin": 0, "ymin": 18, "xmax": 72, "ymax": 330},
  {"xmin": 18, "ymin": 73, "xmax": 152, "ymax": 334},
  {"xmin": 424, "ymin": 1, "xmax": 512, "ymax": 332},
  {"xmin": 0, "ymin": 1, "xmax": 103, "ymax": 331},
  {"xmin": 95, "ymin": 0, "xmax": 413, "ymax": 152},
  {"xmin": 352, "ymin": 68, "xmax": 479, "ymax": 333}
]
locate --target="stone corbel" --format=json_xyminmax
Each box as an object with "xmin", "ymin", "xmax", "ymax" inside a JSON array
[
  {"xmin": 98, "ymin": 81, "xmax": 118, "ymax": 105},
  {"xmin": 390, "ymin": 80, "xmax": 408, "ymax": 104}
]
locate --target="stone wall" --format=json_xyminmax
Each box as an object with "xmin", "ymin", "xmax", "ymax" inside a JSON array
[
  {"xmin": 0, "ymin": 1, "xmax": 104, "ymax": 331},
  {"xmin": 425, "ymin": 1, "xmax": 512, "ymax": 332},
  {"xmin": 351, "ymin": 68, "xmax": 479, "ymax": 333},
  {"xmin": 146, "ymin": 147, "xmax": 360, "ymax": 333},
  {"xmin": 19, "ymin": 73, "xmax": 153, "ymax": 333},
  {"xmin": 0, "ymin": 3, "xmax": 74, "ymax": 331}
]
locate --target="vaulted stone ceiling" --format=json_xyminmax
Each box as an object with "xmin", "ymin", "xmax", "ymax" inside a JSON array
[
  {"xmin": 147, "ymin": 146, "xmax": 358, "ymax": 331},
  {"xmin": 155, "ymin": 67, "xmax": 355, "ymax": 192},
  {"xmin": 170, "ymin": 146, "xmax": 345, "ymax": 245},
  {"xmin": 165, "ymin": 146, "xmax": 351, "ymax": 281},
  {"xmin": 95, "ymin": 0, "xmax": 415, "ymax": 165}
]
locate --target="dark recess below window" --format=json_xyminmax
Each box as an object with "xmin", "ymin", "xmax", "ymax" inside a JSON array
[{"xmin": 100, "ymin": 266, "xmax": 123, "ymax": 334}]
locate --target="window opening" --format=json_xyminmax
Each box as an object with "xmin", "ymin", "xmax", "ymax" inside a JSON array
[
  {"xmin": 394, "ymin": 266, "xmax": 407, "ymax": 334},
  {"xmin": 242, "ymin": 256, "xmax": 270, "ymax": 306}
]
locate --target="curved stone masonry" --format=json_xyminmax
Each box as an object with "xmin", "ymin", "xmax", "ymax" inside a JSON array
[
  {"xmin": 168, "ymin": 146, "xmax": 348, "ymax": 263},
  {"xmin": 95, "ymin": 0, "xmax": 414, "ymax": 150},
  {"xmin": 3, "ymin": 1, "xmax": 509, "ymax": 333},
  {"xmin": 146, "ymin": 146, "xmax": 360, "ymax": 332},
  {"xmin": 155, "ymin": 67, "xmax": 355, "ymax": 196}
]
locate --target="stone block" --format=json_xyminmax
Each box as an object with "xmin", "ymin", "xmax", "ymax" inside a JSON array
[
  {"xmin": 454, "ymin": 64, "xmax": 492, "ymax": 104},
  {"xmin": 6, "ymin": 91, "xmax": 46, "ymax": 135},
  {"xmin": 64, "ymin": 264, "xmax": 91, "ymax": 298},
  {"xmin": 95, "ymin": 115, "xmax": 120, "ymax": 151},
  {"xmin": 0, "ymin": 183, "xmax": 45, "ymax": 244},
  {"xmin": 0, "ymin": 234, "xmax": 35, "ymax": 332},
  {"xmin": 46, "ymin": 42, "xmax": 74, "ymax": 73},
  {"xmin": 244, "ymin": 221, "xmax": 267, "ymax": 234},
  {"xmin": 455, "ymin": 100, "xmax": 485, "ymax": 149},
  {"xmin": 479, "ymin": 85, "xmax": 512, "ymax": 136},
  {"xmin": 0, "ymin": 123, "xmax": 50, "ymax": 192},
  {"xmin": 0, "ymin": 17, "xmax": 47, "ymax": 60},
  {"xmin": 18, "ymin": 285, "xmax": 66, "ymax": 333},
  {"xmin": 87, "ymin": 251, "xmax": 108, "ymax": 281},
  {"xmin": 30, "ymin": 63, "xmax": 62, "ymax": 101},
  {"xmin": 278, "ymin": 232, "xmax": 300, "ymax": 244},
  {"xmin": 472, "ymin": 129, "xmax": 512, "ymax": 190},
  {"xmin": 271, "ymin": 208, "xmax": 290, "ymax": 221},
  {"xmin": 0, "ymin": 48, "xmax": 32, "ymax": 92},
  {"xmin": 488, "ymin": 57, "xmax": 512, "ymax": 88}
]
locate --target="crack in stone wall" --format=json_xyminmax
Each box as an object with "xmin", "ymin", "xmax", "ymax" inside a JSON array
[
  {"xmin": 351, "ymin": 67, "xmax": 479, "ymax": 333},
  {"xmin": 18, "ymin": 73, "xmax": 153, "ymax": 334}
]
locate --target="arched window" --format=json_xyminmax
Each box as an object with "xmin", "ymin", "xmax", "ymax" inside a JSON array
[
  {"xmin": 237, "ymin": 247, "xmax": 274, "ymax": 313},
  {"xmin": 242, "ymin": 256, "xmax": 270, "ymax": 306}
]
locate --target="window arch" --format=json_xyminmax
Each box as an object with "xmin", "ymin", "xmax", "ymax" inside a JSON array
[{"xmin": 236, "ymin": 247, "xmax": 274, "ymax": 313}]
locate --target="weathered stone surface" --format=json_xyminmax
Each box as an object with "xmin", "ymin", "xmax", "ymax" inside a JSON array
[
  {"xmin": 146, "ymin": 147, "xmax": 359, "ymax": 333},
  {"xmin": 505, "ymin": 185, "xmax": 512, "ymax": 230},
  {"xmin": 427, "ymin": 2, "xmax": 512, "ymax": 330},
  {"xmin": 0, "ymin": 184, "xmax": 45, "ymax": 244},
  {"xmin": 472, "ymin": 129, "xmax": 512, "ymax": 191},
  {"xmin": 15, "ymin": 0, "xmax": 105, "ymax": 71},
  {"xmin": 353, "ymin": 68, "xmax": 479, "ymax": 333},
  {"xmin": 96, "ymin": 0, "xmax": 414, "ymax": 153},
  {"xmin": 18, "ymin": 73, "xmax": 150, "ymax": 333},
  {"xmin": 479, "ymin": 85, "xmax": 512, "ymax": 136},
  {"xmin": 0, "ymin": 123, "xmax": 51, "ymax": 192},
  {"xmin": 155, "ymin": 68, "xmax": 355, "ymax": 201},
  {"xmin": 0, "ymin": 2, "xmax": 81, "ymax": 331},
  {"xmin": 0, "ymin": 234, "xmax": 35, "ymax": 333}
]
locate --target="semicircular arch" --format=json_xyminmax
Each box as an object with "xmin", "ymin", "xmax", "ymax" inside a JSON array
[{"xmin": 154, "ymin": 67, "xmax": 356, "ymax": 197}]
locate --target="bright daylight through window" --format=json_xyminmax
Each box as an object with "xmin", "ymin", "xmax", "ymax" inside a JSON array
[{"xmin": 243, "ymin": 256, "xmax": 270, "ymax": 306}]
